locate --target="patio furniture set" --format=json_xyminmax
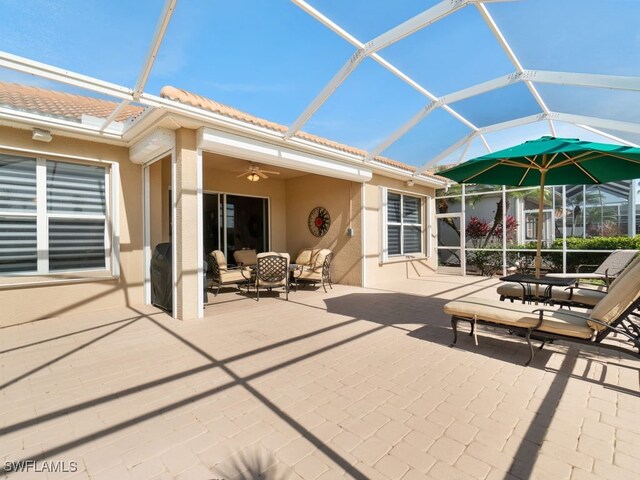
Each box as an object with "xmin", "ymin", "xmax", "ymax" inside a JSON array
[
  {"xmin": 444, "ymin": 250, "xmax": 640, "ymax": 365},
  {"xmin": 207, "ymin": 247, "xmax": 333, "ymax": 300}
]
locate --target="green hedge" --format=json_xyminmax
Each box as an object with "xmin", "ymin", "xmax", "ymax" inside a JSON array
[
  {"xmin": 466, "ymin": 237, "xmax": 639, "ymax": 276},
  {"xmin": 552, "ymin": 236, "xmax": 640, "ymax": 250}
]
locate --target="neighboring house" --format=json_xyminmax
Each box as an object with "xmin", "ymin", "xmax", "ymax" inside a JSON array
[{"xmin": 0, "ymin": 82, "xmax": 445, "ymax": 325}]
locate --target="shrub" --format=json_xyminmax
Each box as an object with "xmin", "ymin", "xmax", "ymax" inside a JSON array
[
  {"xmin": 466, "ymin": 217, "xmax": 490, "ymax": 247},
  {"xmin": 466, "ymin": 248, "xmax": 503, "ymax": 276}
]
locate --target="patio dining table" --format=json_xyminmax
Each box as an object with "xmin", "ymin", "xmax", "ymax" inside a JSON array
[{"xmin": 499, "ymin": 273, "xmax": 577, "ymax": 304}]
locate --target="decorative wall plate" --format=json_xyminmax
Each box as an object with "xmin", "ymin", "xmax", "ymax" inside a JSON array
[{"xmin": 308, "ymin": 206, "xmax": 331, "ymax": 237}]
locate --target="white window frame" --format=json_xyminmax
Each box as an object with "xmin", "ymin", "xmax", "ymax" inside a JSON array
[
  {"xmin": 0, "ymin": 148, "xmax": 118, "ymax": 278},
  {"xmin": 380, "ymin": 186, "xmax": 427, "ymax": 263}
]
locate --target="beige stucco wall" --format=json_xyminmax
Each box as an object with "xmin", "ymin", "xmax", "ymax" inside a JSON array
[
  {"xmin": 286, "ymin": 175, "xmax": 362, "ymax": 286},
  {"xmin": 0, "ymin": 126, "xmax": 144, "ymax": 326},
  {"xmin": 202, "ymin": 153, "xmax": 287, "ymax": 254},
  {"xmin": 363, "ymin": 174, "xmax": 437, "ymax": 287}
]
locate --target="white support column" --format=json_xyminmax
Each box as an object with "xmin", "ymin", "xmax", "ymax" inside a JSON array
[
  {"xmin": 361, "ymin": 182, "xmax": 367, "ymax": 288},
  {"xmin": 173, "ymin": 128, "xmax": 201, "ymax": 321},
  {"xmin": 143, "ymin": 165, "xmax": 151, "ymax": 304},
  {"xmin": 196, "ymin": 147, "xmax": 204, "ymax": 319},
  {"xmin": 461, "ymin": 184, "xmax": 467, "ymax": 276},
  {"xmin": 562, "ymin": 185, "xmax": 567, "ymax": 274},
  {"xmin": 629, "ymin": 180, "xmax": 637, "ymax": 237},
  {"xmin": 502, "ymin": 186, "xmax": 507, "ymax": 276}
]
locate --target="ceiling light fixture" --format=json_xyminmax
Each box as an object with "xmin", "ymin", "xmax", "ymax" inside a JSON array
[
  {"xmin": 32, "ymin": 128, "xmax": 52, "ymax": 142},
  {"xmin": 247, "ymin": 173, "xmax": 260, "ymax": 182}
]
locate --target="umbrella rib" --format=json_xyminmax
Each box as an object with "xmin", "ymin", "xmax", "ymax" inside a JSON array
[
  {"xmin": 573, "ymin": 161, "xmax": 599, "ymax": 183},
  {"xmin": 517, "ymin": 168, "xmax": 531, "ymax": 186},
  {"xmin": 544, "ymin": 152, "xmax": 561, "ymax": 168},
  {"xmin": 460, "ymin": 162, "xmax": 503, "ymax": 183},
  {"xmin": 598, "ymin": 152, "xmax": 640, "ymax": 164}
]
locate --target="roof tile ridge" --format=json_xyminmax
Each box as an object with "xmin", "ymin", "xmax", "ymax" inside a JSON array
[{"xmin": 161, "ymin": 84, "xmax": 434, "ymax": 177}]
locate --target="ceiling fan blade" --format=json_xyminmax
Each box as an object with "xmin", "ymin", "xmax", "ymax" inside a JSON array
[
  {"xmin": 260, "ymin": 170, "xmax": 280, "ymax": 175},
  {"xmin": 236, "ymin": 172, "xmax": 249, "ymax": 178},
  {"xmin": 257, "ymin": 171, "xmax": 268, "ymax": 179}
]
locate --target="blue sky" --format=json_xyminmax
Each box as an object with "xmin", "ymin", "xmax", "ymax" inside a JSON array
[{"xmin": 1, "ymin": 0, "xmax": 639, "ymax": 168}]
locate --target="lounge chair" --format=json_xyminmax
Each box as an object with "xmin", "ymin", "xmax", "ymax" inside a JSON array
[
  {"xmin": 497, "ymin": 255, "xmax": 640, "ymax": 308},
  {"xmin": 444, "ymin": 257, "xmax": 640, "ymax": 365},
  {"xmin": 294, "ymin": 248, "xmax": 333, "ymax": 292},
  {"xmin": 546, "ymin": 249, "xmax": 638, "ymax": 286},
  {"xmin": 255, "ymin": 252, "xmax": 290, "ymax": 301},
  {"xmin": 207, "ymin": 250, "xmax": 252, "ymax": 296}
]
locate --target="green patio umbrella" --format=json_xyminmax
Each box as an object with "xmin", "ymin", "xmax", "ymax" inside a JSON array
[{"xmin": 437, "ymin": 136, "xmax": 640, "ymax": 278}]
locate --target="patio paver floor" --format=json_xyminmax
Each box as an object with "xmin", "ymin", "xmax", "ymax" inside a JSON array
[{"xmin": 1, "ymin": 275, "xmax": 638, "ymax": 479}]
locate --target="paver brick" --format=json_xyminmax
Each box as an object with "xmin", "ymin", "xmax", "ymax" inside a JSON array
[
  {"xmin": 428, "ymin": 436, "xmax": 465, "ymax": 465},
  {"xmin": 577, "ymin": 433, "xmax": 614, "ymax": 463},
  {"xmin": 375, "ymin": 421, "xmax": 411, "ymax": 444},
  {"xmin": 352, "ymin": 436, "xmax": 391, "ymax": 465},
  {"xmin": 293, "ymin": 454, "xmax": 329, "ymax": 479},
  {"xmin": 445, "ymin": 421, "xmax": 479, "ymax": 446},
  {"xmin": 455, "ymin": 454, "xmax": 492, "ymax": 480},
  {"xmin": 374, "ymin": 454, "xmax": 410, "ymax": 480},
  {"xmin": 389, "ymin": 442, "xmax": 437, "ymax": 472}
]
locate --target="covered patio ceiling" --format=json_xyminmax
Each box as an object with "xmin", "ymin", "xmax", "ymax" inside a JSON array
[{"xmin": 1, "ymin": 0, "xmax": 639, "ymax": 176}]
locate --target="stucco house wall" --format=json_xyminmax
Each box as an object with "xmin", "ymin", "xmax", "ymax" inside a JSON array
[
  {"xmin": 285, "ymin": 175, "xmax": 362, "ymax": 286},
  {"xmin": 364, "ymin": 173, "xmax": 437, "ymax": 287},
  {"xmin": 0, "ymin": 126, "xmax": 144, "ymax": 326}
]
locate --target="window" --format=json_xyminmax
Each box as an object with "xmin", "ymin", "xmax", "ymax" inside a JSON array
[
  {"xmin": 0, "ymin": 153, "xmax": 111, "ymax": 275},
  {"xmin": 383, "ymin": 189, "xmax": 424, "ymax": 259}
]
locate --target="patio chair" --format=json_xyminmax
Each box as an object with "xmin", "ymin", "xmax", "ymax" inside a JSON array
[
  {"xmin": 547, "ymin": 249, "xmax": 638, "ymax": 287},
  {"xmin": 233, "ymin": 248, "xmax": 257, "ymax": 267},
  {"xmin": 207, "ymin": 250, "xmax": 252, "ymax": 296},
  {"xmin": 295, "ymin": 248, "xmax": 321, "ymax": 269},
  {"xmin": 255, "ymin": 252, "xmax": 290, "ymax": 301},
  {"xmin": 294, "ymin": 248, "xmax": 333, "ymax": 293},
  {"xmin": 498, "ymin": 254, "xmax": 640, "ymax": 308},
  {"xmin": 444, "ymin": 257, "xmax": 640, "ymax": 365}
]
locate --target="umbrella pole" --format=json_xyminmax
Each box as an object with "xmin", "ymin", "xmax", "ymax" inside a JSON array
[{"xmin": 535, "ymin": 170, "xmax": 547, "ymax": 280}]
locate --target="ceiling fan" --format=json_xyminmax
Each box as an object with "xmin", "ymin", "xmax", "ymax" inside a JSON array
[{"xmin": 236, "ymin": 163, "xmax": 280, "ymax": 182}]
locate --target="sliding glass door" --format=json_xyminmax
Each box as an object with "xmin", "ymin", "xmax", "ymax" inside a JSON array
[{"xmin": 203, "ymin": 193, "xmax": 269, "ymax": 264}]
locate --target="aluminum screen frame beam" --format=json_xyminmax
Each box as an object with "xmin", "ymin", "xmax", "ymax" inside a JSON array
[
  {"xmin": 475, "ymin": 2, "xmax": 556, "ymax": 137},
  {"xmin": 101, "ymin": 0, "xmax": 177, "ymax": 133},
  {"xmin": 288, "ymin": 0, "xmax": 493, "ymax": 146}
]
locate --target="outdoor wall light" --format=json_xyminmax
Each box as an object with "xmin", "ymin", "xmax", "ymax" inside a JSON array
[
  {"xmin": 32, "ymin": 128, "xmax": 52, "ymax": 142},
  {"xmin": 246, "ymin": 173, "xmax": 260, "ymax": 182}
]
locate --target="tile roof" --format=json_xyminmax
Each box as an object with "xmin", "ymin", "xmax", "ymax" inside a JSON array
[
  {"xmin": 0, "ymin": 81, "xmax": 443, "ymax": 182},
  {"xmin": 0, "ymin": 82, "xmax": 144, "ymax": 123},
  {"xmin": 160, "ymin": 86, "xmax": 441, "ymax": 181}
]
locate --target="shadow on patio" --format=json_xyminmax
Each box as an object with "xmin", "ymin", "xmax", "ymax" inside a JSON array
[{"xmin": 1, "ymin": 281, "xmax": 638, "ymax": 479}]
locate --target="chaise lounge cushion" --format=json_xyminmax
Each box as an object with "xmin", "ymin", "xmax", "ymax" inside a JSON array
[
  {"xmin": 588, "ymin": 258, "xmax": 640, "ymax": 331},
  {"xmin": 444, "ymin": 297, "xmax": 593, "ymax": 339}
]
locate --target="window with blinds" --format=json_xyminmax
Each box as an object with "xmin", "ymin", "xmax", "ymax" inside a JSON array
[
  {"xmin": 387, "ymin": 191, "xmax": 423, "ymax": 257},
  {"xmin": 0, "ymin": 153, "xmax": 109, "ymax": 275}
]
